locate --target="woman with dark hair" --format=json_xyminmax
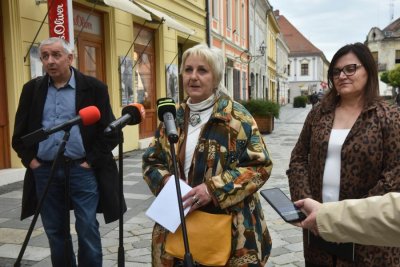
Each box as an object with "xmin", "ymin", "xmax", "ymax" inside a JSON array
[{"xmin": 287, "ymin": 42, "xmax": 400, "ymax": 266}]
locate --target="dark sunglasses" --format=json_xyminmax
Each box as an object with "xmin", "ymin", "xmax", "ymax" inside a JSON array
[{"xmin": 331, "ymin": 64, "xmax": 362, "ymax": 79}]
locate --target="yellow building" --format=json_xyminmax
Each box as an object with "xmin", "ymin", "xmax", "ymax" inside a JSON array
[{"xmin": 0, "ymin": 0, "xmax": 206, "ymax": 169}]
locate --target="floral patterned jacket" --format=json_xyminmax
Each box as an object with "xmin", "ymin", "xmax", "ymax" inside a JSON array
[
  {"xmin": 287, "ymin": 99, "xmax": 400, "ymax": 266},
  {"xmin": 143, "ymin": 93, "xmax": 273, "ymax": 266}
]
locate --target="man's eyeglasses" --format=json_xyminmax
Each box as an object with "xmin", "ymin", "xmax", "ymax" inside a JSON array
[{"xmin": 331, "ymin": 64, "xmax": 363, "ymax": 79}]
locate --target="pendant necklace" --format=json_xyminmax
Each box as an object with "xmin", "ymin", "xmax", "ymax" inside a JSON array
[{"xmin": 189, "ymin": 102, "xmax": 214, "ymax": 127}]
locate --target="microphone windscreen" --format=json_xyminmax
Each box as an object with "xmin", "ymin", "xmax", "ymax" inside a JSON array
[
  {"xmin": 122, "ymin": 103, "xmax": 144, "ymax": 125},
  {"xmin": 79, "ymin": 106, "xmax": 101, "ymax": 126},
  {"xmin": 157, "ymin": 98, "xmax": 176, "ymax": 122},
  {"xmin": 131, "ymin": 103, "xmax": 146, "ymax": 123}
]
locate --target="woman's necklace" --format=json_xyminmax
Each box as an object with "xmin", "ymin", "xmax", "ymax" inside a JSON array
[{"xmin": 189, "ymin": 102, "xmax": 214, "ymax": 127}]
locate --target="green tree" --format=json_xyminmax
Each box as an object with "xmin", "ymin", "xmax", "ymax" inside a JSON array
[
  {"xmin": 388, "ymin": 65, "xmax": 400, "ymax": 88},
  {"xmin": 380, "ymin": 66, "xmax": 400, "ymax": 97},
  {"xmin": 380, "ymin": 71, "xmax": 390, "ymax": 84}
]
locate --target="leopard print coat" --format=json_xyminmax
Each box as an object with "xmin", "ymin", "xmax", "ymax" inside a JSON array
[{"xmin": 287, "ymin": 100, "xmax": 400, "ymax": 267}]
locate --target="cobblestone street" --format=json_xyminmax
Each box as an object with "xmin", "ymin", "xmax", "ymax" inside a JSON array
[{"xmin": 0, "ymin": 104, "xmax": 311, "ymax": 267}]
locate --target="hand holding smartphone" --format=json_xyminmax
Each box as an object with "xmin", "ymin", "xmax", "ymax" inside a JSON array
[{"xmin": 260, "ymin": 188, "xmax": 306, "ymax": 223}]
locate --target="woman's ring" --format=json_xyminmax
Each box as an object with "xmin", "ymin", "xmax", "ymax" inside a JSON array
[{"xmin": 195, "ymin": 200, "xmax": 201, "ymax": 206}]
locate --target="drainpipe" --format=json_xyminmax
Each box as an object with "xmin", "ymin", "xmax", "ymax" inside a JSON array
[{"xmin": 205, "ymin": 0, "xmax": 211, "ymax": 46}]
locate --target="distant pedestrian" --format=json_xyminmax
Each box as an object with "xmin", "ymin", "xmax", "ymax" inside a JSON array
[
  {"xmin": 309, "ymin": 92, "xmax": 319, "ymax": 106},
  {"xmin": 396, "ymin": 91, "xmax": 400, "ymax": 106},
  {"xmin": 317, "ymin": 89, "xmax": 324, "ymax": 101}
]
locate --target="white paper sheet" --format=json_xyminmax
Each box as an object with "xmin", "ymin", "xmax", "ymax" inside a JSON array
[{"xmin": 145, "ymin": 176, "xmax": 192, "ymax": 233}]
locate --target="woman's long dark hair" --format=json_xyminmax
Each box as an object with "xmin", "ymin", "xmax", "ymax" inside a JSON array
[{"xmin": 322, "ymin": 42, "xmax": 380, "ymax": 108}]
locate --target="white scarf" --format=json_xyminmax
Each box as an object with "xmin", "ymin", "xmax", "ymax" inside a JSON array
[{"xmin": 184, "ymin": 94, "xmax": 216, "ymax": 180}]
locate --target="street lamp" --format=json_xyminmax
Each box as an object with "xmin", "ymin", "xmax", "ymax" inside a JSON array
[
  {"xmin": 236, "ymin": 41, "xmax": 267, "ymax": 63},
  {"xmin": 249, "ymin": 41, "xmax": 267, "ymax": 62},
  {"xmin": 258, "ymin": 41, "xmax": 266, "ymax": 56}
]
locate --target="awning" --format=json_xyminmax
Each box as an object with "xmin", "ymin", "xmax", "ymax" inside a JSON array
[
  {"xmin": 135, "ymin": 2, "xmax": 195, "ymax": 36},
  {"xmin": 104, "ymin": 0, "xmax": 152, "ymax": 21}
]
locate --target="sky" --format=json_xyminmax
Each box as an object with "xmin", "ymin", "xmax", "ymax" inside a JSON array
[{"xmin": 269, "ymin": 0, "xmax": 400, "ymax": 61}]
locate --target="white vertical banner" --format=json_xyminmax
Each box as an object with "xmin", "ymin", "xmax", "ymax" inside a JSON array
[{"xmin": 67, "ymin": 0, "xmax": 74, "ymax": 48}]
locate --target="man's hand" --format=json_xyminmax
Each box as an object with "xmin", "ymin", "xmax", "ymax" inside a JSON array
[
  {"xmin": 29, "ymin": 158, "xmax": 41, "ymax": 169},
  {"xmin": 80, "ymin": 161, "xmax": 91, "ymax": 169},
  {"xmin": 294, "ymin": 198, "xmax": 322, "ymax": 236}
]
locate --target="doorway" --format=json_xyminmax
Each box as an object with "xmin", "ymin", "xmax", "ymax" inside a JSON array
[
  {"xmin": 73, "ymin": 5, "xmax": 105, "ymax": 82},
  {"xmin": 133, "ymin": 24, "xmax": 157, "ymax": 139}
]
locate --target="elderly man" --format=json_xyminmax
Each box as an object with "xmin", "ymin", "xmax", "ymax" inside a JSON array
[{"xmin": 12, "ymin": 37, "xmax": 125, "ymax": 266}]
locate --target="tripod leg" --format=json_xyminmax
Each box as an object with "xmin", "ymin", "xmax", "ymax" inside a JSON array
[
  {"xmin": 64, "ymin": 160, "xmax": 73, "ymax": 267},
  {"xmin": 14, "ymin": 164, "xmax": 58, "ymax": 267}
]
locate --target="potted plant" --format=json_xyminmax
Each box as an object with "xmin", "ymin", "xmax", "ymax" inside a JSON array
[{"xmin": 240, "ymin": 99, "xmax": 280, "ymax": 134}]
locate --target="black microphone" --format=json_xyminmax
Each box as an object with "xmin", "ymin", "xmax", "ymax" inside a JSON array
[
  {"xmin": 157, "ymin": 98, "xmax": 178, "ymax": 143},
  {"xmin": 22, "ymin": 106, "xmax": 101, "ymax": 147},
  {"xmin": 104, "ymin": 103, "xmax": 145, "ymax": 133}
]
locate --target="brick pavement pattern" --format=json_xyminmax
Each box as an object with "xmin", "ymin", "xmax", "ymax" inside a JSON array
[{"xmin": 0, "ymin": 104, "xmax": 311, "ymax": 267}]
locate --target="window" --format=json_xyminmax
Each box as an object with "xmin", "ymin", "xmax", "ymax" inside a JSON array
[
  {"xmin": 396, "ymin": 50, "xmax": 400, "ymax": 64},
  {"xmin": 226, "ymin": 0, "xmax": 231, "ymax": 29},
  {"xmin": 242, "ymin": 72, "xmax": 247, "ymax": 100},
  {"xmin": 212, "ymin": 0, "xmax": 219, "ymax": 19},
  {"xmin": 233, "ymin": 69, "xmax": 240, "ymax": 101},
  {"xmin": 287, "ymin": 64, "xmax": 290, "ymax": 76},
  {"xmin": 301, "ymin": 63, "xmax": 309, "ymax": 76},
  {"xmin": 235, "ymin": 0, "xmax": 240, "ymax": 35},
  {"xmin": 371, "ymin": 51, "xmax": 378, "ymax": 64},
  {"xmin": 241, "ymin": 3, "xmax": 245, "ymax": 38}
]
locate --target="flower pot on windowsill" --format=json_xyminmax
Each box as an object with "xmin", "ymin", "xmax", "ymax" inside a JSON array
[{"xmin": 240, "ymin": 99, "xmax": 279, "ymax": 134}]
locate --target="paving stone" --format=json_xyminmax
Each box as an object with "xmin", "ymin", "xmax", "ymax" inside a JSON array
[
  {"xmin": 271, "ymin": 246, "xmax": 290, "ymax": 256},
  {"xmin": 0, "ymin": 244, "xmax": 50, "ymax": 261},
  {"xmin": 129, "ymin": 227, "xmax": 153, "ymax": 236},
  {"xmin": 285, "ymin": 242, "xmax": 303, "ymax": 252},
  {"xmin": 270, "ymin": 252, "xmax": 302, "ymax": 265},
  {"xmin": 125, "ymin": 247, "xmax": 151, "ymax": 258},
  {"xmin": 0, "ymin": 191, "xmax": 23, "ymax": 199},
  {"xmin": 123, "ymin": 181, "xmax": 139, "ymax": 186},
  {"xmin": 131, "ymin": 239, "xmax": 151, "ymax": 249},
  {"xmin": 0, "ymin": 228, "xmax": 43, "ymax": 244},
  {"xmin": 121, "ymin": 193, "xmax": 152, "ymax": 200},
  {"xmin": 283, "ymin": 235, "xmax": 303, "ymax": 243}
]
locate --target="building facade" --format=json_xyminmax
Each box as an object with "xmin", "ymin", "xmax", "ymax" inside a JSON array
[
  {"xmin": 275, "ymin": 11, "xmax": 329, "ymax": 103},
  {"xmin": 1, "ymin": 0, "xmax": 207, "ymax": 168},
  {"xmin": 365, "ymin": 17, "xmax": 400, "ymax": 96},
  {"xmin": 248, "ymin": 0, "xmax": 268, "ymax": 100},
  {"xmin": 276, "ymin": 31, "xmax": 290, "ymax": 104},
  {"xmin": 210, "ymin": 0, "xmax": 249, "ymax": 101}
]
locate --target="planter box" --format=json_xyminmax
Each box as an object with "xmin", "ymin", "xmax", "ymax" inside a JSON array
[{"xmin": 254, "ymin": 115, "xmax": 274, "ymax": 134}]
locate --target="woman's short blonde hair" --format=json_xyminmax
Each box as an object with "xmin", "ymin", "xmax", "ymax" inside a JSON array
[{"xmin": 180, "ymin": 44, "xmax": 228, "ymax": 95}]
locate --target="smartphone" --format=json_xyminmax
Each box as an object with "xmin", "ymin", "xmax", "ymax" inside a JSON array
[{"xmin": 260, "ymin": 188, "xmax": 306, "ymax": 223}]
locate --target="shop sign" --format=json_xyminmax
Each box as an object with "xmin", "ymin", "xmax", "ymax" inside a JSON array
[
  {"xmin": 47, "ymin": 0, "xmax": 74, "ymax": 43},
  {"xmin": 73, "ymin": 9, "xmax": 101, "ymax": 36}
]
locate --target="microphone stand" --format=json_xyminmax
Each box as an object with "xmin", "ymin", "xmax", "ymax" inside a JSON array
[
  {"xmin": 167, "ymin": 135, "xmax": 195, "ymax": 267},
  {"xmin": 117, "ymin": 127, "xmax": 125, "ymax": 267},
  {"xmin": 15, "ymin": 127, "xmax": 73, "ymax": 267}
]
